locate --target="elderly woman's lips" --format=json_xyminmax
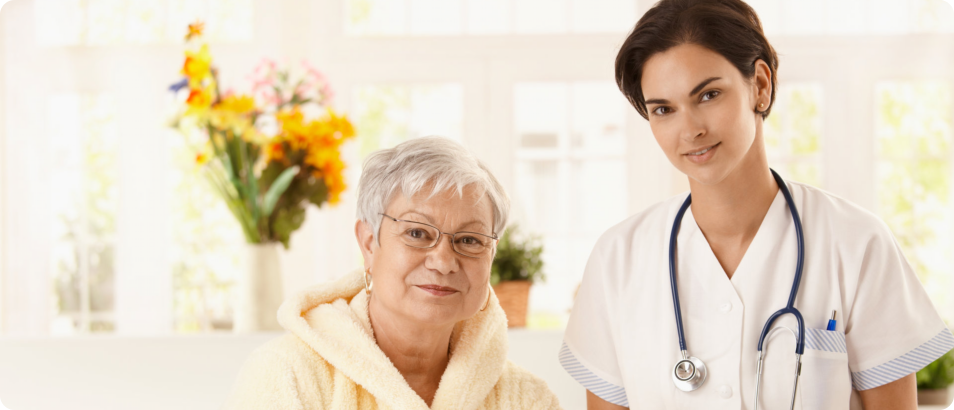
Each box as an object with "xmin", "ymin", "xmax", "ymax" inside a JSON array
[{"xmin": 416, "ymin": 285, "xmax": 459, "ymax": 296}]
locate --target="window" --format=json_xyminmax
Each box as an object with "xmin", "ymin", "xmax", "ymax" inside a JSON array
[
  {"xmin": 352, "ymin": 83, "xmax": 464, "ymax": 157},
  {"xmin": 48, "ymin": 94, "xmax": 118, "ymax": 335},
  {"xmin": 764, "ymin": 83, "xmax": 823, "ymax": 186},
  {"xmin": 34, "ymin": 0, "xmax": 253, "ymax": 46},
  {"xmin": 513, "ymin": 81, "xmax": 628, "ymax": 327},
  {"xmin": 345, "ymin": 0, "xmax": 638, "ymax": 36},
  {"xmin": 747, "ymin": 0, "xmax": 954, "ymax": 35},
  {"xmin": 875, "ymin": 81, "xmax": 954, "ymax": 322}
]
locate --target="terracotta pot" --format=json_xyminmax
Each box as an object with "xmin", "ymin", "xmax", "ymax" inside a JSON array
[
  {"xmin": 918, "ymin": 387, "xmax": 954, "ymax": 406},
  {"xmin": 234, "ymin": 243, "xmax": 284, "ymax": 333},
  {"xmin": 492, "ymin": 280, "xmax": 531, "ymax": 328}
]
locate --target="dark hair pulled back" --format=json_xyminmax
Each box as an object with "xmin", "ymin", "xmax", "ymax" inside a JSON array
[{"xmin": 615, "ymin": 0, "xmax": 779, "ymax": 119}]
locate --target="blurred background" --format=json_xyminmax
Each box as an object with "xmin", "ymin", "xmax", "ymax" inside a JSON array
[{"xmin": 0, "ymin": 0, "xmax": 952, "ymax": 407}]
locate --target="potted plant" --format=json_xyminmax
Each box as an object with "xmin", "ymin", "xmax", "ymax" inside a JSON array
[
  {"xmin": 491, "ymin": 226, "xmax": 545, "ymax": 327},
  {"xmin": 168, "ymin": 22, "xmax": 356, "ymax": 332},
  {"xmin": 917, "ymin": 338, "xmax": 954, "ymax": 406}
]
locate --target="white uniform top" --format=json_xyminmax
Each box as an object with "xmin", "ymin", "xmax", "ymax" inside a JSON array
[{"xmin": 561, "ymin": 181, "xmax": 954, "ymax": 409}]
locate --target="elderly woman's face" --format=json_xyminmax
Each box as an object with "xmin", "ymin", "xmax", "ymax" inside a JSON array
[{"xmin": 358, "ymin": 185, "xmax": 495, "ymax": 327}]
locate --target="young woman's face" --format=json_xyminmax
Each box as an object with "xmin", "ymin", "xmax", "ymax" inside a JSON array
[{"xmin": 641, "ymin": 43, "xmax": 771, "ymax": 186}]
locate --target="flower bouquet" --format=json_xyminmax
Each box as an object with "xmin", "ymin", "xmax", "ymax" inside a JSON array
[{"xmin": 169, "ymin": 22, "xmax": 355, "ymax": 249}]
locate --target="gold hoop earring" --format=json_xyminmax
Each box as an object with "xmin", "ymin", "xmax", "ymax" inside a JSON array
[
  {"xmin": 480, "ymin": 286, "xmax": 491, "ymax": 311},
  {"xmin": 364, "ymin": 268, "xmax": 373, "ymax": 295}
]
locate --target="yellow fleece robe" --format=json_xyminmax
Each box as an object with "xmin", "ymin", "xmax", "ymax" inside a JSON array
[{"xmin": 223, "ymin": 271, "xmax": 562, "ymax": 410}]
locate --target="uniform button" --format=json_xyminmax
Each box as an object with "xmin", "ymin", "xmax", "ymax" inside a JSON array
[
  {"xmin": 720, "ymin": 302, "xmax": 732, "ymax": 313},
  {"xmin": 719, "ymin": 385, "xmax": 733, "ymax": 399}
]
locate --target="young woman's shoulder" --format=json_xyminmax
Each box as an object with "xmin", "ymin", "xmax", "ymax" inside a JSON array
[{"xmin": 788, "ymin": 181, "xmax": 896, "ymax": 244}]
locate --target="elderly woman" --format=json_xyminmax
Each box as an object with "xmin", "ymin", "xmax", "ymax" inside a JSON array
[{"xmin": 224, "ymin": 137, "xmax": 561, "ymax": 410}]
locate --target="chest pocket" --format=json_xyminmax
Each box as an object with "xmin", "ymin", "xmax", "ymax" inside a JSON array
[{"xmin": 798, "ymin": 328, "xmax": 852, "ymax": 410}]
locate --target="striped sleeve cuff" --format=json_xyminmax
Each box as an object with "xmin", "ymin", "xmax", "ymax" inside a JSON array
[
  {"xmin": 851, "ymin": 328, "xmax": 954, "ymax": 390},
  {"xmin": 558, "ymin": 342, "xmax": 629, "ymax": 407}
]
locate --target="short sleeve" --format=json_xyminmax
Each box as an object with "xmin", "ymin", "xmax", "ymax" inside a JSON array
[
  {"xmin": 845, "ymin": 223, "xmax": 954, "ymax": 391},
  {"xmin": 560, "ymin": 245, "xmax": 629, "ymax": 407}
]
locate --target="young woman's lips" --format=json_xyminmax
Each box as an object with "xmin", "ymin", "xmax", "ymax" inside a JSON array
[
  {"xmin": 684, "ymin": 142, "xmax": 720, "ymax": 164},
  {"xmin": 416, "ymin": 285, "xmax": 459, "ymax": 296}
]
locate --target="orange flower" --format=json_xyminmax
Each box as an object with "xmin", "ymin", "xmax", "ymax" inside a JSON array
[
  {"xmin": 266, "ymin": 141, "xmax": 285, "ymax": 162},
  {"xmin": 186, "ymin": 87, "xmax": 213, "ymax": 112},
  {"xmin": 185, "ymin": 21, "xmax": 205, "ymax": 41}
]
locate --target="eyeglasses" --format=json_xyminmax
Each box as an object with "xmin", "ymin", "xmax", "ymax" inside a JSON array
[{"xmin": 380, "ymin": 213, "xmax": 498, "ymax": 259}]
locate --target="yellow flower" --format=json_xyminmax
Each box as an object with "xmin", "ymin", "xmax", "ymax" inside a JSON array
[
  {"xmin": 182, "ymin": 44, "xmax": 212, "ymax": 86},
  {"xmin": 196, "ymin": 152, "xmax": 209, "ymax": 165},
  {"xmin": 216, "ymin": 94, "xmax": 256, "ymax": 114}
]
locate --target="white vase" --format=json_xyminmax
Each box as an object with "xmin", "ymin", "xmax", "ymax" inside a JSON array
[{"xmin": 234, "ymin": 243, "xmax": 284, "ymax": 333}]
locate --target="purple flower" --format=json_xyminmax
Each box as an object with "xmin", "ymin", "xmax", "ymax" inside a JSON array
[{"xmin": 169, "ymin": 78, "xmax": 189, "ymax": 92}]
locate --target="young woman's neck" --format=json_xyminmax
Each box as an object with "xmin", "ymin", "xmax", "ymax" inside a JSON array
[
  {"xmin": 368, "ymin": 297, "xmax": 453, "ymax": 406},
  {"xmin": 688, "ymin": 136, "xmax": 778, "ymax": 245}
]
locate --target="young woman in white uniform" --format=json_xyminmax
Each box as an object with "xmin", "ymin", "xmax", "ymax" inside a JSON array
[{"xmin": 560, "ymin": 0, "xmax": 954, "ymax": 409}]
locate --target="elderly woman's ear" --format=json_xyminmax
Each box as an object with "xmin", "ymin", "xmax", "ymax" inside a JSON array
[{"xmin": 355, "ymin": 219, "xmax": 376, "ymax": 269}]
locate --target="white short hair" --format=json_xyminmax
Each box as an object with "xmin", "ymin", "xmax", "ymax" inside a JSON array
[{"xmin": 357, "ymin": 137, "xmax": 510, "ymax": 242}]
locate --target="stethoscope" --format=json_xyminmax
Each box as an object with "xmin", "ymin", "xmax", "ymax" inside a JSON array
[{"xmin": 668, "ymin": 169, "xmax": 805, "ymax": 410}]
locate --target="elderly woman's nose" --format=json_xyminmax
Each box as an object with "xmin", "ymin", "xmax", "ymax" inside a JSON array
[{"xmin": 426, "ymin": 235, "xmax": 460, "ymax": 274}]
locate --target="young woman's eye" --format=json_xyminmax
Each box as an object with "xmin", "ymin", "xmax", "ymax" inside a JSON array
[
  {"xmin": 651, "ymin": 106, "xmax": 671, "ymax": 116},
  {"xmin": 701, "ymin": 90, "xmax": 720, "ymax": 101}
]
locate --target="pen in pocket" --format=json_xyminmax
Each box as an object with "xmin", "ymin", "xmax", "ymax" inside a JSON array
[{"xmin": 827, "ymin": 310, "xmax": 837, "ymax": 331}]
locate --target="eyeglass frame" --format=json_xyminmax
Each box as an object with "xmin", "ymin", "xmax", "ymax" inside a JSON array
[{"xmin": 379, "ymin": 213, "xmax": 499, "ymax": 259}]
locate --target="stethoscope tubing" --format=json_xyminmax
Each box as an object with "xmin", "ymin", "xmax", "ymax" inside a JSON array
[{"xmin": 669, "ymin": 169, "xmax": 807, "ymax": 359}]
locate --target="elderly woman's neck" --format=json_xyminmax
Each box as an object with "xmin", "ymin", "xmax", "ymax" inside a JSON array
[{"xmin": 368, "ymin": 298, "xmax": 453, "ymax": 405}]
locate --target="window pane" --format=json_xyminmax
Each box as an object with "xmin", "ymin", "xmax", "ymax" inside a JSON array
[
  {"xmin": 570, "ymin": 82, "xmax": 626, "ymax": 154},
  {"xmin": 35, "ymin": 0, "xmax": 85, "ymax": 46},
  {"xmin": 49, "ymin": 94, "xmax": 118, "ymax": 335},
  {"xmin": 345, "ymin": 0, "xmax": 407, "ymax": 36},
  {"xmin": 352, "ymin": 83, "xmax": 464, "ymax": 157},
  {"xmin": 875, "ymin": 81, "xmax": 954, "ymax": 322},
  {"xmin": 764, "ymin": 83, "xmax": 823, "ymax": 186},
  {"xmin": 513, "ymin": 81, "xmax": 627, "ymax": 328},
  {"xmin": 515, "ymin": 83, "xmax": 567, "ymax": 149},
  {"xmin": 409, "ymin": 0, "xmax": 462, "ymax": 35},
  {"xmin": 747, "ymin": 0, "xmax": 954, "ymax": 35},
  {"xmin": 514, "ymin": 0, "xmax": 568, "ymax": 34},
  {"xmin": 35, "ymin": 0, "xmax": 252, "ymax": 46},
  {"xmin": 569, "ymin": 0, "xmax": 636, "ymax": 33},
  {"xmin": 465, "ymin": 0, "xmax": 511, "ymax": 34},
  {"xmin": 87, "ymin": 0, "xmax": 127, "ymax": 45}
]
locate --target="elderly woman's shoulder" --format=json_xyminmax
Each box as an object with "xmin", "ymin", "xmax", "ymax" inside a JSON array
[{"xmin": 490, "ymin": 361, "xmax": 563, "ymax": 409}]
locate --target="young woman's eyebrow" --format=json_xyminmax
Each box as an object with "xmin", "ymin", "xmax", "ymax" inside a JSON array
[
  {"xmin": 645, "ymin": 76, "xmax": 722, "ymax": 105},
  {"xmin": 689, "ymin": 77, "xmax": 721, "ymax": 97}
]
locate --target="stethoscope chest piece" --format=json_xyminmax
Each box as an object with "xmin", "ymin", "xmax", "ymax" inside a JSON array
[{"xmin": 672, "ymin": 355, "xmax": 707, "ymax": 392}]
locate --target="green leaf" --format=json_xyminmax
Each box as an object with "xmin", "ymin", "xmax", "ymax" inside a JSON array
[
  {"xmin": 263, "ymin": 166, "xmax": 300, "ymax": 218},
  {"xmin": 273, "ymin": 205, "xmax": 306, "ymax": 249},
  {"xmin": 490, "ymin": 224, "xmax": 545, "ymax": 285},
  {"xmin": 308, "ymin": 177, "xmax": 329, "ymax": 207}
]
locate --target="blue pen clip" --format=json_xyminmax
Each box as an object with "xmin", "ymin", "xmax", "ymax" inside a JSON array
[{"xmin": 827, "ymin": 310, "xmax": 837, "ymax": 331}]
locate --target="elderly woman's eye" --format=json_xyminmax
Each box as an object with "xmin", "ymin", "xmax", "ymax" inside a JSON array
[{"xmin": 457, "ymin": 235, "xmax": 486, "ymax": 247}]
